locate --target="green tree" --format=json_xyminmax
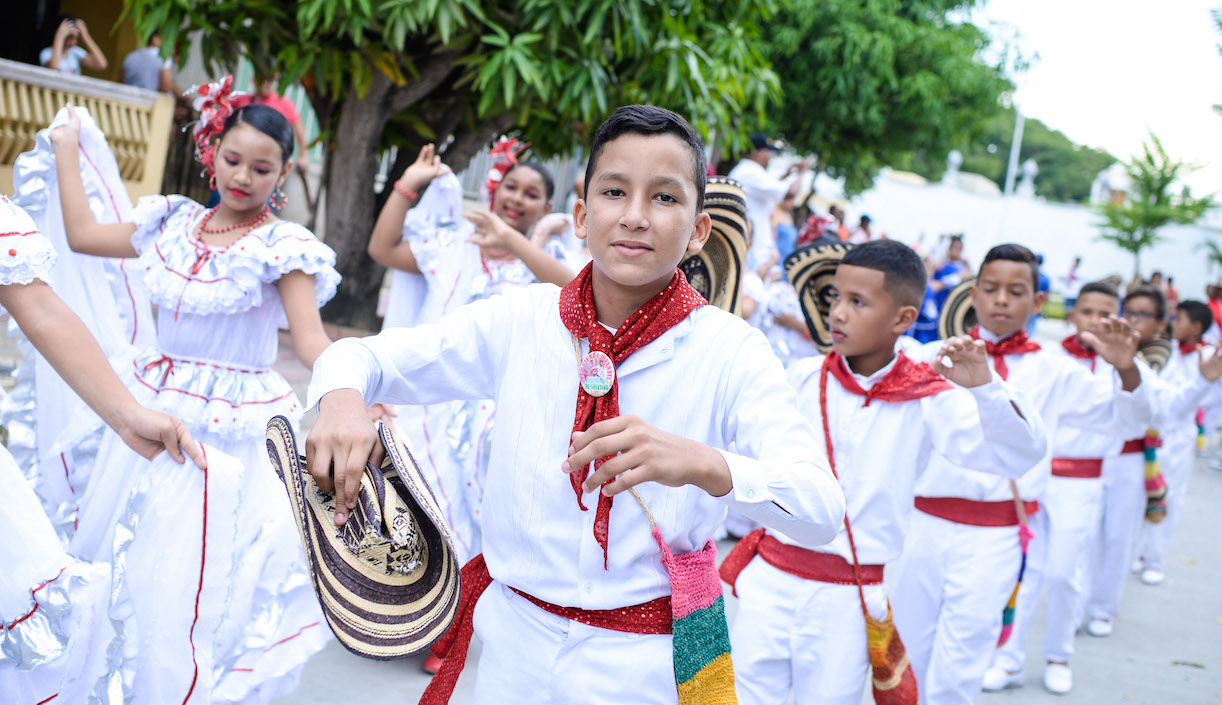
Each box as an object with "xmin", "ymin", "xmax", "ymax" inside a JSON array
[
  {"xmin": 127, "ymin": 0, "xmax": 781, "ymax": 328},
  {"xmin": 1098, "ymin": 134, "xmax": 1212, "ymax": 278},
  {"xmin": 898, "ymin": 107, "xmax": 1117, "ymax": 203},
  {"xmin": 760, "ymin": 0, "xmax": 1012, "ymax": 194}
]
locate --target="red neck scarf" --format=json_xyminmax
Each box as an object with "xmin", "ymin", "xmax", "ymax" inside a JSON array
[
  {"xmin": 558, "ymin": 262, "xmax": 706, "ymax": 567},
  {"xmin": 825, "ymin": 351, "xmax": 952, "ymax": 406},
  {"xmin": 1180, "ymin": 341, "xmax": 1200, "ymax": 355},
  {"xmin": 970, "ymin": 326, "xmax": 1041, "ymax": 381},
  {"xmin": 1061, "ymin": 335, "xmax": 1097, "ymax": 372}
]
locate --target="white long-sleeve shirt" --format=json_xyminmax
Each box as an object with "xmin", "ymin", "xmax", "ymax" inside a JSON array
[
  {"xmin": 780, "ymin": 353, "xmax": 1046, "ymax": 564},
  {"xmin": 307, "ymin": 284, "xmax": 845, "ymax": 610},
  {"xmin": 909, "ymin": 329, "xmax": 1152, "ymax": 502},
  {"xmin": 1154, "ymin": 344, "xmax": 1218, "ymax": 441},
  {"xmin": 1050, "ymin": 345, "xmax": 1128, "ymax": 460},
  {"xmin": 727, "ymin": 158, "xmax": 798, "ymax": 266}
]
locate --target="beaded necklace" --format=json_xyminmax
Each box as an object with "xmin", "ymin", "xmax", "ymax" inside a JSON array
[{"xmin": 198, "ymin": 205, "xmax": 270, "ymax": 235}]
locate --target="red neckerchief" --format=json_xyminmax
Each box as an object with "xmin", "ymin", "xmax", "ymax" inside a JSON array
[
  {"xmin": 1180, "ymin": 341, "xmax": 1200, "ymax": 355},
  {"xmin": 970, "ymin": 326, "xmax": 1042, "ymax": 381},
  {"xmin": 825, "ymin": 350, "xmax": 952, "ymax": 406},
  {"xmin": 1061, "ymin": 334, "xmax": 1097, "ymax": 372},
  {"xmin": 558, "ymin": 261, "xmax": 706, "ymax": 567}
]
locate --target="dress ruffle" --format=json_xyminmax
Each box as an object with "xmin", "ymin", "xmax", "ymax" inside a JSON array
[
  {"xmin": 129, "ymin": 195, "xmax": 340, "ymax": 324},
  {"xmin": 0, "ymin": 196, "xmax": 56, "ymax": 302},
  {"xmin": 129, "ymin": 348, "xmax": 303, "ymax": 440}
]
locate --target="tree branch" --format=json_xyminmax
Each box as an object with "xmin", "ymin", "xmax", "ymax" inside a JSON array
[
  {"xmin": 386, "ymin": 51, "xmax": 462, "ymax": 114},
  {"xmin": 440, "ymin": 113, "xmax": 517, "ymax": 176}
]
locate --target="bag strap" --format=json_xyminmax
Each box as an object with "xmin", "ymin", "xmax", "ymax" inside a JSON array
[
  {"xmin": 1008, "ymin": 479, "xmax": 1028, "ymax": 530},
  {"xmin": 818, "ymin": 361, "xmax": 871, "ymax": 617}
]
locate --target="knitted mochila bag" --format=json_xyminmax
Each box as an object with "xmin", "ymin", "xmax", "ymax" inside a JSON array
[{"xmin": 818, "ymin": 364, "xmax": 917, "ymax": 705}]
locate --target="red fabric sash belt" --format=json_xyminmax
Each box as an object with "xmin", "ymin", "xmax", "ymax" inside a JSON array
[
  {"xmin": 915, "ymin": 496, "xmax": 1040, "ymax": 527},
  {"xmin": 718, "ymin": 528, "xmax": 883, "ymax": 596},
  {"xmin": 420, "ymin": 554, "xmax": 672, "ymax": 704},
  {"xmin": 1050, "ymin": 457, "xmax": 1103, "ymax": 479},
  {"xmin": 1121, "ymin": 438, "xmax": 1145, "ymax": 454}
]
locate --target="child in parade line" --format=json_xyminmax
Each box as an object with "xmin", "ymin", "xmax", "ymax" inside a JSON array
[
  {"xmin": 0, "ymin": 194, "xmax": 204, "ymax": 703},
  {"xmin": 720, "ymin": 239, "xmax": 1047, "ymax": 705},
  {"xmin": 983, "ymin": 281, "xmax": 1219, "ymax": 693},
  {"xmin": 1132, "ymin": 300, "xmax": 1222, "ymax": 586},
  {"xmin": 367, "ymin": 143, "xmax": 575, "ymax": 564},
  {"xmin": 45, "ymin": 93, "xmax": 338, "ymax": 700},
  {"xmin": 306, "ymin": 105, "xmax": 846, "ymax": 705},
  {"xmin": 895, "ymin": 244, "xmax": 1152, "ymax": 703}
]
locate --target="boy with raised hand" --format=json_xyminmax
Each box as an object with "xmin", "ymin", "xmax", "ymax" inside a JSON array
[
  {"xmin": 1133, "ymin": 300, "xmax": 1222, "ymax": 586},
  {"xmin": 721, "ymin": 239, "xmax": 1046, "ymax": 705},
  {"xmin": 893, "ymin": 244, "xmax": 1152, "ymax": 703},
  {"xmin": 304, "ymin": 105, "xmax": 845, "ymax": 705}
]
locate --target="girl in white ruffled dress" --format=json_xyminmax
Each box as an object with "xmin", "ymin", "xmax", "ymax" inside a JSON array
[
  {"xmin": 0, "ymin": 194, "xmax": 206, "ymax": 704},
  {"xmin": 43, "ymin": 89, "xmax": 337, "ymax": 702},
  {"xmin": 367, "ymin": 144, "xmax": 574, "ymax": 570}
]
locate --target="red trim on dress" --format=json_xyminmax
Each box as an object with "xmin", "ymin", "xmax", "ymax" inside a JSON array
[
  {"xmin": 181, "ymin": 445, "xmax": 209, "ymax": 705},
  {"xmin": 5, "ymin": 567, "xmax": 68, "ymax": 629}
]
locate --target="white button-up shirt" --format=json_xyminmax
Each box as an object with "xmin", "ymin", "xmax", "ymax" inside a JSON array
[
  {"xmin": 909, "ymin": 329, "xmax": 1152, "ymax": 502},
  {"xmin": 727, "ymin": 158, "xmax": 797, "ymax": 266},
  {"xmin": 307, "ymin": 284, "xmax": 845, "ymax": 609},
  {"xmin": 1050, "ymin": 345, "xmax": 1129, "ymax": 460},
  {"xmin": 781, "ymin": 353, "xmax": 1046, "ymax": 564}
]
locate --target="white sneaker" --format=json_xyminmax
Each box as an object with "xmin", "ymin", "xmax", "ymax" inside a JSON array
[
  {"xmin": 1086, "ymin": 618, "xmax": 1113, "ymax": 637},
  {"xmin": 1130, "ymin": 558, "xmax": 1145, "ymax": 573},
  {"xmin": 1140, "ymin": 568, "xmax": 1165, "ymax": 585},
  {"xmin": 982, "ymin": 665, "xmax": 1024, "ymax": 691},
  {"xmin": 1044, "ymin": 663, "xmax": 1073, "ymax": 694}
]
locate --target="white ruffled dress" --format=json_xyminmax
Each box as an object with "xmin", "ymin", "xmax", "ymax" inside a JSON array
[
  {"xmin": 66, "ymin": 195, "xmax": 338, "ymax": 703},
  {"xmin": 388, "ymin": 172, "xmax": 544, "ymax": 563}
]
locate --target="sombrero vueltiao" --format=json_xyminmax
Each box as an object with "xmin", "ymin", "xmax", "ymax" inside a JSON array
[
  {"xmin": 784, "ymin": 241, "xmax": 854, "ymax": 353},
  {"xmin": 937, "ymin": 278, "xmax": 978, "ymax": 339},
  {"xmin": 265, "ymin": 416, "xmax": 460, "ymax": 659},
  {"xmin": 680, "ymin": 176, "xmax": 748, "ymax": 314}
]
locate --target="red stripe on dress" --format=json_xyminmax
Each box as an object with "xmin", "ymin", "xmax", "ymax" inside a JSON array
[
  {"xmin": 36, "ymin": 695, "xmax": 59, "ymax": 704},
  {"xmin": 6, "ymin": 567, "xmax": 68, "ymax": 629},
  {"xmin": 181, "ymin": 445, "xmax": 209, "ymax": 705},
  {"xmin": 78, "ymin": 144, "xmax": 121, "ymax": 221}
]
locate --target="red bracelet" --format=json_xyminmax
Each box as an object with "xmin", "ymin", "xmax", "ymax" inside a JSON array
[{"xmin": 393, "ymin": 180, "xmax": 418, "ymax": 201}]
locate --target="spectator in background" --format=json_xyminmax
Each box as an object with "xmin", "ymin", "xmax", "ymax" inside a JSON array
[
  {"xmin": 772, "ymin": 193, "xmax": 799, "ymax": 260},
  {"xmin": 1166, "ymin": 276, "xmax": 1179, "ymax": 310},
  {"xmin": 829, "ymin": 204, "xmax": 849, "ymax": 241},
  {"xmin": 232, "ymin": 77, "xmax": 310, "ymax": 175},
  {"xmin": 930, "ymin": 233, "xmax": 970, "ymax": 314},
  {"xmin": 728, "ymin": 134, "xmax": 809, "ymax": 268},
  {"xmin": 40, "ymin": 16, "xmax": 107, "ymax": 76},
  {"xmin": 122, "ymin": 32, "xmax": 183, "ymax": 97},
  {"xmin": 1062, "ymin": 255, "xmax": 1084, "ymax": 309},
  {"xmin": 848, "ymin": 213, "xmax": 873, "ymax": 244},
  {"xmin": 1026, "ymin": 253, "xmax": 1053, "ymax": 334}
]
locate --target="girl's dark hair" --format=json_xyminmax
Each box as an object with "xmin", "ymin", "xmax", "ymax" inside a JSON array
[
  {"xmin": 218, "ymin": 104, "xmax": 295, "ymax": 165},
  {"xmin": 503, "ymin": 160, "xmax": 555, "ymax": 201}
]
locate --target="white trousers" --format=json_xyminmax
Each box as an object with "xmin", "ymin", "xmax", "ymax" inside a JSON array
[
  {"xmin": 993, "ymin": 476, "xmax": 1099, "ymax": 670},
  {"xmin": 730, "ymin": 558, "xmax": 888, "ymax": 705},
  {"xmin": 1085, "ymin": 453, "xmax": 1145, "ymax": 621},
  {"xmin": 892, "ymin": 510, "xmax": 1024, "ymax": 705},
  {"xmin": 471, "ymin": 581, "xmax": 678, "ymax": 704},
  {"xmin": 1136, "ymin": 432, "xmax": 1196, "ymax": 572}
]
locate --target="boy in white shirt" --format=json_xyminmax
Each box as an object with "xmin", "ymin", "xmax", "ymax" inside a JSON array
[
  {"xmin": 722, "ymin": 239, "xmax": 1047, "ymax": 705},
  {"xmin": 304, "ymin": 105, "xmax": 846, "ymax": 704},
  {"xmin": 895, "ymin": 244, "xmax": 1152, "ymax": 703}
]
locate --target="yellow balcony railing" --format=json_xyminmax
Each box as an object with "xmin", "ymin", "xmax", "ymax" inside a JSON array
[{"xmin": 0, "ymin": 57, "xmax": 174, "ymax": 200}]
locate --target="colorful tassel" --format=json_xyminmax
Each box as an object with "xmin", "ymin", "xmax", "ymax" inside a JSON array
[
  {"xmin": 1197, "ymin": 408, "xmax": 1207, "ymax": 452},
  {"xmin": 997, "ymin": 522, "xmax": 1035, "ymax": 646},
  {"xmin": 1143, "ymin": 430, "xmax": 1168, "ymax": 523}
]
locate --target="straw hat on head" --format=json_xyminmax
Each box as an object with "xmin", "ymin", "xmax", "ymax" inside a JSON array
[
  {"xmin": 784, "ymin": 241, "xmax": 853, "ymax": 353},
  {"xmin": 680, "ymin": 176, "xmax": 748, "ymax": 314},
  {"xmin": 265, "ymin": 416, "xmax": 461, "ymax": 660},
  {"xmin": 937, "ymin": 278, "xmax": 978, "ymax": 339}
]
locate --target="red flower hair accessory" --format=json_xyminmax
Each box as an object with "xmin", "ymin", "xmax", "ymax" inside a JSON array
[
  {"xmin": 484, "ymin": 137, "xmax": 529, "ymax": 206},
  {"xmin": 189, "ymin": 76, "xmax": 243, "ymax": 175}
]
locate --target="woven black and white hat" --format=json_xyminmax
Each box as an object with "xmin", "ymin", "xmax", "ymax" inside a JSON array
[
  {"xmin": 680, "ymin": 176, "xmax": 748, "ymax": 314},
  {"xmin": 937, "ymin": 278, "xmax": 978, "ymax": 340},
  {"xmin": 784, "ymin": 241, "xmax": 853, "ymax": 353},
  {"xmin": 266, "ymin": 416, "xmax": 461, "ymax": 660}
]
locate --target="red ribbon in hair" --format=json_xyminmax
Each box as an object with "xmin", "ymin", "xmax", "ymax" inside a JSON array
[
  {"xmin": 484, "ymin": 137, "xmax": 528, "ymax": 206},
  {"xmin": 190, "ymin": 76, "xmax": 241, "ymax": 175},
  {"xmin": 558, "ymin": 262, "xmax": 706, "ymax": 567}
]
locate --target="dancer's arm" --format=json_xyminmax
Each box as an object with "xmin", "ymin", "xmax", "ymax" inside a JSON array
[
  {"xmin": 0, "ymin": 280, "xmax": 205, "ymax": 467},
  {"xmin": 367, "ymin": 144, "xmax": 450, "ymax": 274},
  {"xmin": 279, "ymin": 270, "xmax": 333, "ymax": 370},
  {"xmin": 50, "ymin": 107, "xmax": 139, "ymax": 258},
  {"xmin": 466, "ymin": 210, "xmax": 576, "ymax": 286}
]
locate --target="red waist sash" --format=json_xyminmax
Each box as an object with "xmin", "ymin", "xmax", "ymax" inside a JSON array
[
  {"xmin": 915, "ymin": 496, "xmax": 1039, "ymax": 527},
  {"xmin": 1050, "ymin": 457, "xmax": 1103, "ymax": 479},
  {"xmin": 718, "ymin": 528, "xmax": 883, "ymax": 596},
  {"xmin": 1121, "ymin": 438, "xmax": 1144, "ymax": 454}
]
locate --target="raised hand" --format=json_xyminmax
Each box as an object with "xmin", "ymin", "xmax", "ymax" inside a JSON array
[
  {"xmin": 1198, "ymin": 346, "xmax": 1222, "ymax": 383},
  {"xmin": 50, "ymin": 105, "xmax": 82, "ymax": 148},
  {"xmin": 465, "ymin": 209, "xmax": 523, "ymax": 255},
  {"xmin": 398, "ymin": 143, "xmax": 451, "ymax": 193},
  {"xmin": 934, "ymin": 335, "xmax": 992, "ymax": 388},
  {"xmin": 1081, "ymin": 315, "xmax": 1140, "ymax": 370}
]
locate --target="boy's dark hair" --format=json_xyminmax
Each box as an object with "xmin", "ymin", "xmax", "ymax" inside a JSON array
[
  {"xmin": 503, "ymin": 161, "xmax": 556, "ymax": 201},
  {"xmin": 839, "ymin": 239, "xmax": 926, "ymax": 308},
  {"xmin": 979, "ymin": 243, "xmax": 1039, "ymax": 289},
  {"xmin": 584, "ymin": 105, "xmax": 707, "ymax": 211},
  {"xmin": 219, "ymin": 104, "xmax": 296, "ymax": 165},
  {"xmin": 1123, "ymin": 286, "xmax": 1166, "ymax": 320},
  {"xmin": 1176, "ymin": 300, "xmax": 1213, "ymax": 335},
  {"xmin": 1078, "ymin": 280, "xmax": 1119, "ymax": 301}
]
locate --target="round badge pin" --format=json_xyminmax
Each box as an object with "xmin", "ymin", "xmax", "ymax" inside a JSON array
[{"xmin": 579, "ymin": 350, "xmax": 615, "ymax": 397}]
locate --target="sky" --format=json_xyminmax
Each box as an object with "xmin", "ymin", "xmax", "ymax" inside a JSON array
[{"xmin": 973, "ymin": 0, "xmax": 1222, "ymax": 195}]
